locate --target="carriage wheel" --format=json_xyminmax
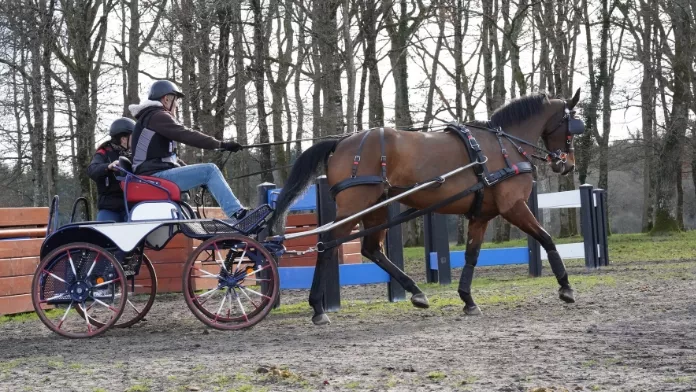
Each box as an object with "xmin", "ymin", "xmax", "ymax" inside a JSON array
[
  {"xmin": 75, "ymin": 254, "xmax": 157, "ymax": 329},
  {"xmin": 182, "ymin": 234, "xmax": 279, "ymax": 330},
  {"xmin": 116, "ymin": 255, "xmax": 157, "ymax": 328},
  {"xmin": 31, "ymin": 242, "xmax": 127, "ymax": 339}
]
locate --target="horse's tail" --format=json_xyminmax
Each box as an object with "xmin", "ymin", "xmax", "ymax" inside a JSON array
[{"xmin": 267, "ymin": 139, "xmax": 340, "ymax": 236}]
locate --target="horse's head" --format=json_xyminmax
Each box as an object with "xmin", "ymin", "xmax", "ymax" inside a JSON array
[{"xmin": 541, "ymin": 88, "xmax": 584, "ymax": 175}]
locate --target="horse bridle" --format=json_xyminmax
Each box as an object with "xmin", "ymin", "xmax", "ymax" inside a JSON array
[
  {"xmin": 539, "ymin": 102, "xmax": 584, "ymax": 164},
  {"xmin": 484, "ymin": 101, "xmax": 584, "ymax": 166}
]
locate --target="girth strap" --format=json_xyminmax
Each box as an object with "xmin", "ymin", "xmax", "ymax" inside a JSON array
[{"xmin": 329, "ymin": 128, "xmax": 390, "ymax": 199}]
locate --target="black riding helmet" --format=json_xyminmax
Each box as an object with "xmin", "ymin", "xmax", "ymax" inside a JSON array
[
  {"xmin": 109, "ymin": 117, "xmax": 136, "ymax": 138},
  {"xmin": 148, "ymin": 80, "xmax": 185, "ymax": 100}
]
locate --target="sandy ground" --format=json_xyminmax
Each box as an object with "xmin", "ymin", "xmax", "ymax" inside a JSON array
[{"xmin": 1, "ymin": 258, "xmax": 695, "ymax": 392}]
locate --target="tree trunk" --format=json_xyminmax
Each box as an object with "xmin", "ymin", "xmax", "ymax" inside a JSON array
[
  {"xmin": 456, "ymin": 215, "xmax": 468, "ymax": 246},
  {"xmin": 315, "ymin": 0, "xmax": 344, "ymax": 136},
  {"xmin": 232, "ymin": 0, "xmax": 250, "ymax": 203},
  {"xmin": 251, "ymin": 0, "xmax": 273, "ymax": 183},
  {"xmin": 422, "ymin": 9, "xmax": 444, "ymax": 128},
  {"xmin": 343, "ymin": 0, "xmax": 355, "ymax": 134},
  {"xmin": 311, "ymin": 22, "xmax": 322, "ymax": 139},
  {"xmin": 361, "ymin": 0, "xmax": 383, "ymax": 127},
  {"xmin": 653, "ymin": 0, "xmax": 691, "ymax": 233},
  {"xmin": 42, "ymin": 0, "xmax": 57, "ymax": 200},
  {"xmin": 677, "ymin": 166, "xmax": 684, "ymax": 230},
  {"xmin": 293, "ymin": 1, "xmax": 306, "ymax": 155},
  {"xmin": 266, "ymin": 0, "xmax": 293, "ymax": 182},
  {"xmin": 28, "ymin": 2, "xmax": 45, "ymax": 206},
  {"xmin": 213, "ymin": 3, "xmax": 231, "ymax": 175},
  {"xmin": 125, "ymin": 0, "xmax": 140, "ymax": 113}
]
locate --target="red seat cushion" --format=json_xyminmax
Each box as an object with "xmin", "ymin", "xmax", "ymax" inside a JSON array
[{"xmin": 120, "ymin": 176, "xmax": 181, "ymax": 203}]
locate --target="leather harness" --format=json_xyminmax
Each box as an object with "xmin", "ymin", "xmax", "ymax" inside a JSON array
[{"xmin": 328, "ymin": 124, "xmax": 534, "ymax": 219}]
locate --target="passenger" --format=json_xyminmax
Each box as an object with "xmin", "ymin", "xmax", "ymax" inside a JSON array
[
  {"xmin": 128, "ymin": 80, "xmax": 249, "ymax": 220},
  {"xmin": 87, "ymin": 118, "xmax": 135, "ymax": 222}
]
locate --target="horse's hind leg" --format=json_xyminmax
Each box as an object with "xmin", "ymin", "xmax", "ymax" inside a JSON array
[
  {"xmin": 457, "ymin": 218, "xmax": 490, "ymax": 315},
  {"xmin": 501, "ymin": 199, "xmax": 575, "ymax": 303},
  {"xmin": 361, "ymin": 208, "xmax": 429, "ymax": 309}
]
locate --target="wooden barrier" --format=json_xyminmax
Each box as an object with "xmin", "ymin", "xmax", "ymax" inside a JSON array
[
  {"xmin": 0, "ymin": 189, "xmax": 362, "ymax": 316},
  {"xmin": 0, "ymin": 207, "xmax": 49, "ymax": 315}
]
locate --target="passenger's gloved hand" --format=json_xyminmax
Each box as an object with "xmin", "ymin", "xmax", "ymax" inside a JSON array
[{"xmin": 220, "ymin": 141, "xmax": 243, "ymax": 152}]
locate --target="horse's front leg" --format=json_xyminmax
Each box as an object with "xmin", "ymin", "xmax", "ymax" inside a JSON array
[
  {"xmin": 457, "ymin": 218, "xmax": 490, "ymax": 315},
  {"xmin": 501, "ymin": 199, "xmax": 575, "ymax": 303}
]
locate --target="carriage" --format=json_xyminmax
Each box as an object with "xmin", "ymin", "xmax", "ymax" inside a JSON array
[
  {"xmin": 31, "ymin": 90, "xmax": 586, "ymax": 338},
  {"xmin": 32, "ymin": 157, "xmax": 283, "ymax": 338}
]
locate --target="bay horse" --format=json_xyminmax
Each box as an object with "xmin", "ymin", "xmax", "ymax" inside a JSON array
[{"xmin": 267, "ymin": 89, "xmax": 585, "ymax": 325}]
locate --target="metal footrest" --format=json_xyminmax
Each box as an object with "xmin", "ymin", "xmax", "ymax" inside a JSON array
[
  {"xmin": 179, "ymin": 204, "xmax": 273, "ymax": 239},
  {"xmin": 232, "ymin": 204, "xmax": 273, "ymax": 235}
]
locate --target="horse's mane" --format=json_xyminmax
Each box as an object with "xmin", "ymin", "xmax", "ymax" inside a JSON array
[{"xmin": 464, "ymin": 93, "xmax": 549, "ymax": 129}]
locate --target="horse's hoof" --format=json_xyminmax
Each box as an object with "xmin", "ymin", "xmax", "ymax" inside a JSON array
[
  {"xmin": 312, "ymin": 313, "xmax": 331, "ymax": 325},
  {"xmin": 464, "ymin": 305, "xmax": 482, "ymax": 316},
  {"xmin": 559, "ymin": 286, "xmax": 575, "ymax": 303},
  {"xmin": 410, "ymin": 293, "xmax": 430, "ymax": 309}
]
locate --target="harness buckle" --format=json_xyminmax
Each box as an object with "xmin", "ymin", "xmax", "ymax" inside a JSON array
[{"xmin": 353, "ymin": 155, "xmax": 361, "ymax": 162}]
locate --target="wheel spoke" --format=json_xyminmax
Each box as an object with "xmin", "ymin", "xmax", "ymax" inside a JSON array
[
  {"xmin": 66, "ymin": 251, "xmax": 78, "ymax": 277},
  {"xmin": 56, "ymin": 301, "xmax": 74, "ymax": 330},
  {"xmin": 233, "ymin": 246, "xmax": 248, "ymax": 274},
  {"xmin": 232, "ymin": 288, "xmax": 248, "ymax": 321},
  {"xmin": 127, "ymin": 299, "xmax": 142, "ymax": 314},
  {"xmin": 238, "ymin": 287, "xmax": 260, "ymax": 309},
  {"xmin": 213, "ymin": 290, "xmax": 227, "ymax": 322},
  {"xmin": 192, "ymin": 267, "xmax": 220, "ymax": 279},
  {"xmin": 212, "ymin": 242, "xmax": 228, "ymax": 273},
  {"xmin": 239, "ymin": 285, "xmax": 272, "ymax": 300},
  {"xmin": 79, "ymin": 303, "xmax": 93, "ymax": 333},
  {"xmin": 85, "ymin": 254, "xmax": 99, "ymax": 278},
  {"xmin": 89, "ymin": 296, "xmax": 119, "ymax": 313},
  {"xmin": 242, "ymin": 264, "xmax": 270, "ymax": 279},
  {"xmin": 43, "ymin": 269, "xmax": 66, "ymax": 284},
  {"xmin": 40, "ymin": 293, "xmax": 68, "ymax": 303},
  {"xmin": 92, "ymin": 278, "xmax": 121, "ymax": 288}
]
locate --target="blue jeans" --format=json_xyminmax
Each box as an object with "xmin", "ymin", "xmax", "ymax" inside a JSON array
[
  {"xmin": 96, "ymin": 209, "xmax": 128, "ymax": 222},
  {"xmin": 151, "ymin": 163, "xmax": 244, "ymax": 218}
]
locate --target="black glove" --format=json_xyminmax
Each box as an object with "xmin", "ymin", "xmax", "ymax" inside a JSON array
[{"xmin": 220, "ymin": 141, "xmax": 243, "ymax": 152}]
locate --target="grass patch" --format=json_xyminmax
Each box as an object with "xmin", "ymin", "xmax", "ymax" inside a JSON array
[
  {"xmin": 272, "ymin": 272, "xmax": 619, "ymax": 318},
  {"xmin": 427, "ymin": 371, "xmax": 447, "ymax": 381},
  {"xmin": 0, "ymin": 308, "xmax": 63, "ymax": 324},
  {"xmin": 344, "ymin": 380, "xmax": 361, "ymax": 389},
  {"xmin": 404, "ymin": 231, "xmax": 696, "ymax": 265},
  {"xmin": 125, "ymin": 384, "xmax": 151, "ymax": 392}
]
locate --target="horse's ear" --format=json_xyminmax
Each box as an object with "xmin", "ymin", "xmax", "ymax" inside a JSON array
[{"xmin": 569, "ymin": 88, "xmax": 581, "ymax": 109}]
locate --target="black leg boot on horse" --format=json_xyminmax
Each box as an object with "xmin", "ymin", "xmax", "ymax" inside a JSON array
[
  {"xmin": 360, "ymin": 207, "xmax": 429, "ymax": 309},
  {"xmin": 457, "ymin": 219, "xmax": 490, "ymax": 315},
  {"xmin": 308, "ymin": 244, "xmax": 333, "ymax": 325},
  {"xmin": 501, "ymin": 199, "xmax": 575, "ymax": 303}
]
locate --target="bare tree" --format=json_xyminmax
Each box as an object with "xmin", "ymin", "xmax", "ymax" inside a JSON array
[{"xmin": 51, "ymin": 0, "xmax": 115, "ymax": 202}]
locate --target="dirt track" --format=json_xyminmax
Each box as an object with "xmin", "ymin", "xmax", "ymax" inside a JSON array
[{"xmin": 1, "ymin": 258, "xmax": 695, "ymax": 392}]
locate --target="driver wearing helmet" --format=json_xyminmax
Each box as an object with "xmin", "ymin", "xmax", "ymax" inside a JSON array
[
  {"xmin": 128, "ymin": 80, "xmax": 249, "ymax": 220},
  {"xmin": 87, "ymin": 117, "xmax": 135, "ymax": 222}
]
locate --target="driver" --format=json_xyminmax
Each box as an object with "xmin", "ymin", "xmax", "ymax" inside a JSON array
[
  {"xmin": 87, "ymin": 117, "xmax": 135, "ymax": 222},
  {"xmin": 128, "ymin": 80, "xmax": 249, "ymax": 220}
]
